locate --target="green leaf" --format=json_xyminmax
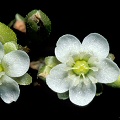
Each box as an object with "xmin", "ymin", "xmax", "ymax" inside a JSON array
[
  {"xmin": 4, "ymin": 41, "xmax": 18, "ymax": 54},
  {"xmin": 13, "ymin": 73, "xmax": 32, "ymax": 85},
  {"xmin": 38, "ymin": 65, "xmax": 51, "ymax": 81},
  {"xmin": 8, "ymin": 19, "xmax": 16, "ymax": 27},
  {"xmin": 57, "ymin": 91, "xmax": 69, "ymax": 100},
  {"xmin": 26, "ymin": 9, "xmax": 39, "ymax": 19},
  {"xmin": 39, "ymin": 9, "xmax": 51, "ymax": 34},
  {"xmin": 15, "ymin": 13, "xmax": 25, "ymax": 21},
  {"xmin": 45, "ymin": 56, "xmax": 60, "ymax": 68},
  {"xmin": 0, "ymin": 22, "xmax": 17, "ymax": 44}
]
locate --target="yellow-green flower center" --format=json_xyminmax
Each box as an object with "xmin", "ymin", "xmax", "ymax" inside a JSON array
[
  {"xmin": 0, "ymin": 64, "xmax": 4, "ymax": 72},
  {"xmin": 73, "ymin": 60, "xmax": 89, "ymax": 75}
]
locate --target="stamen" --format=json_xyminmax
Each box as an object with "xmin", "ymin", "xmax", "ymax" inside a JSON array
[{"xmin": 89, "ymin": 67, "xmax": 98, "ymax": 71}]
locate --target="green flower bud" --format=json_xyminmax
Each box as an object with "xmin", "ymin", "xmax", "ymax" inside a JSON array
[
  {"xmin": 8, "ymin": 13, "xmax": 25, "ymax": 28},
  {"xmin": 13, "ymin": 14, "xmax": 26, "ymax": 33},
  {"xmin": 38, "ymin": 56, "xmax": 60, "ymax": 80},
  {"xmin": 26, "ymin": 9, "xmax": 51, "ymax": 34},
  {"xmin": 107, "ymin": 75, "xmax": 120, "ymax": 88}
]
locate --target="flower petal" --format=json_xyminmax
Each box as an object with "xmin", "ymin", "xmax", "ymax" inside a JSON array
[
  {"xmin": 0, "ymin": 75, "xmax": 20, "ymax": 104},
  {"xmin": 46, "ymin": 64, "xmax": 70, "ymax": 93},
  {"xmin": 96, "ymin": 58, "xmax": 120, "ymax": 83},
  {"xmin": 2, "ymin": 50, "xmax": 30, "ymax": 77},
  {"xmin": 69, "ymin": 80, "xmax": 96, "ymax": 106},
  {"xmin": 82, "ymin": 33, "xmax": 109, "ymax": 59},
  {"xmin": 55, "ymin": 34, "xmax": 81, "ymax": 63},
  {"xmin": 0, "ymin": 42, "xmax": 4, "ymax": 61}
]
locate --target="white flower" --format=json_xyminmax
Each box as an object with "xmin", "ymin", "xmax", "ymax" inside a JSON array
[
  {"xmin": 0, "ymin": 42, "xmax": 30, "ymax": 104},
  {"xmin": 46, "ymin": 33, "xmax": 120, "ymax": 106}
]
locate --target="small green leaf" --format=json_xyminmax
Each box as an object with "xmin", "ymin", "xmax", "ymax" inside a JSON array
[
  {"xmin": 57, "ymin": 91, "xmax": 69, "ymax": 100},
  {"xmin": 45, "ymin": 56, "xmax": 60, "ymax": 68},
  {"xmin": 4, "ymin": 41, "xmax": 18, "ymax": 54},
  {"xmin": 38, "ymin": 65, "xmax": 51, "ymax": 81},
  {"xmin": 15, "ymin": 13, "xmax": 25, "ymax": 21},
  {"xmin": 39, "ymin": 10, "xmax": 51, "ymax": 34},
  {"xmin": 0, "ymin": 22, "xmax": 17, "ymax": 44},
  {"xmin": 8, "ymin": 19, "xmax": 16, "ymax": 27},
  {"xmin": 13, "ymin": 73, "xmax": 32, "ymax": 85},
  {"xmin": 26, "ymin": 9, "xmax": 39, "ymax": 19}
]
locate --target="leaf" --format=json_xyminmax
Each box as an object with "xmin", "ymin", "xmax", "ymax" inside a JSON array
[
  {"xmin": 39, "ymin": 9, "xmax": 51, "ymax": 35},
  {"xmin": 38, "ymin": 65, "xmax": 51, "ymax": 81},
  {"xmin": 13, "ymin": 73, "xmax": 32, "ymax": 85},
  {"xmin": 4, "ymin": 41, "xmax": 18, "ymax": 54},
  {"xmin": 45, "ymin": 56, "xmax": 60, "ymax": 68},
  {"xmin": 8, "ymin": 19, "xmax": 16, "ymax": 27},
  {"xmin": 0, "ymin": 22, "xmax": 17, "ymax": 44},
  {"xmin": 15, "ymin": 13, "xmax": 25, "ymax": 21}
]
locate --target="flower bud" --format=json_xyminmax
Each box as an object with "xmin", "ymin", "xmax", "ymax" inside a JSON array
[{"xmin": 37, "ymin": 56, "xmax": 60, "ymax": 80}]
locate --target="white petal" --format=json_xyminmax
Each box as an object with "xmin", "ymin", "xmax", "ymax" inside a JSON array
[
  {"xmin": 46, "ymin": 64, "xmax": 70, "ymax": 93},
  {"xmin": 55, "ymin": 34, "xmax": 81, "ymax": 63},
  {"xmin": 2, "ymin": 50, "xmax": 30, "ymax": 77},
  {"xmin": 69, "ymin": 80, "xmax": 96, "ymax": 106},
  {"xmin": 96, "ymin": 58, "xmax": 120, "ymax": 83},
  {"xmin": 0, "ymin": 42, "xmax": 4, "ymax": 62},
  {"xmin": 0, "ymin": 75, "xmax": 20, "ymax": 104},
  {"xmin": 82, "ymin": 33, "xmax": 109, "ymax": 59},
  {"xmin": 88, "ymin": 75, "xmax": 98, "ymax": 83}
]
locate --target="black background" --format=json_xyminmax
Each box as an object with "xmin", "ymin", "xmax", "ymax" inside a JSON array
[{"xmin": 0, "ymin": 0, "xmax": 120, "ymax": 119}]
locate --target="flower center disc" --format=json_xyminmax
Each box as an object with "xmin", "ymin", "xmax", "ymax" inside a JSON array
[{"xmin": 73, "ymin": 60, "xmax": 89, "ymax": 75}]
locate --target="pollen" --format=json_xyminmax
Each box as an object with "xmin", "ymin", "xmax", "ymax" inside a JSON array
[{"xmin": 73, "ymin": 60, "xmax": 89, "ymax": 75}]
